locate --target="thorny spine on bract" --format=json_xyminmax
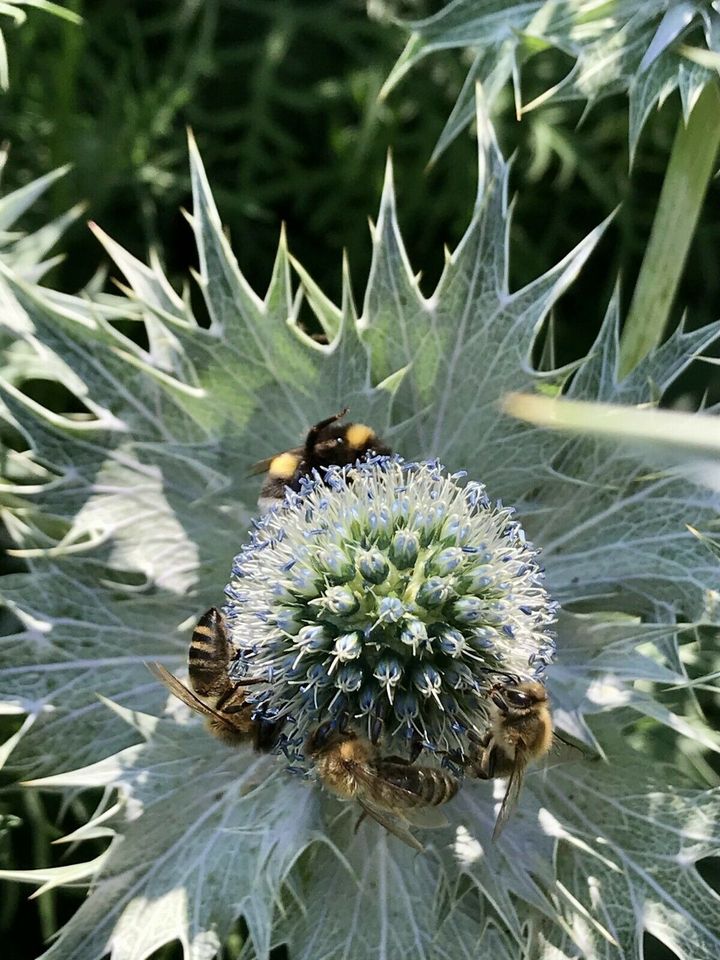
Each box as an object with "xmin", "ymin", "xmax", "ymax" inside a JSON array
[{"xmin": 223, "ymin": 457, "xmax": 558, "ymax": 773}]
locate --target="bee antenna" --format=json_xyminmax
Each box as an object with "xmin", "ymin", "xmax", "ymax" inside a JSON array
[
  {"xmin": 306, "ymin": 720, "xmax": 335, "ymax": 754},
  {"xmin": 370, "ymin": 714, "xmax": 383, "ymax": 745}
]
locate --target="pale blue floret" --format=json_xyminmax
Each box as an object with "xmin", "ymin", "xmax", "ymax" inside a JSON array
[
  {"xmin": 357, "ymin": 548, "xmax": 390, "ymax": 583},
  {"xmin": 224, "ymin": 456, "xmax": 557, "ymax": 766},
  {"xmin": 376, "ymin": 596, "xmax": 405, "ymax": 623},
  {"xmin": 310, "ymin": 585, "xmax": 359, "ymax": 616},
  {"xmin": 400, "ymin": 618, "xmax": 430, "ymax": 655},
  {"xmin": 389, "ymin": 528, "xmax": 420, "ymax": 568}
]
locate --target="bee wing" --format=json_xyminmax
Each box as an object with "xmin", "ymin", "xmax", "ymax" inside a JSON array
[
  {"xmin": 357, "ymin": 798, "xmax": 425, "ymax": 853},
  {"xmin": 247, "ymin": 456, "xmax": 275, "ymax": 477},
  {"xmin": 548, "ymin": 732, "xmax": 589, "ymax": 765},
  {"xmin": 350, "ymin": 761, "xmax": 448, "ymax": 849},
  {"xmin": 492, "ymin": 753, "xmax": 528, "ymax": 841},
  {"xmin": 398, "ymin": 805, "xmax": 449, "ymax": 830},
  {"xmin": 147, "ymin": 662, "xmax": 239, "ymax": 733},
  {"xmin": 352, "ymin": 759, "xmax": 436, "ymax": 811},
  {"xmin": 247, "ymin": 446, "xmax": 303, "ymax": 477}
]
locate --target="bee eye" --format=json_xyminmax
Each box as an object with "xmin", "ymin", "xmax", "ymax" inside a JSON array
[{"xmin": 504, "ymin": 688, "xmax": 531, "ymax": 708}]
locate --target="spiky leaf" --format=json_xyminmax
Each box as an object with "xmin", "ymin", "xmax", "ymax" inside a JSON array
[{"xmin": 382, "ymin": 1, "xmax": 720, "ymax": 159}]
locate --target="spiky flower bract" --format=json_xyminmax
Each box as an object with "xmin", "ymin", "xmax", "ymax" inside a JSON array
[
  {"xmin": 382, "ymin": 1, "xmax": 720, "ymax": 159},
  {"xmin": 225, "ymin": 457, "xmax": 556, "ymax": 764},
  {"xmin": 1, "ymin": 105, "xmax": 719, "ymax": 960}
]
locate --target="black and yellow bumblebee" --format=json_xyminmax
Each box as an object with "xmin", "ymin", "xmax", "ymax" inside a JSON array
[{"xmin": 250, "ymin": 407, "xmax": 391, "ymax": 511}]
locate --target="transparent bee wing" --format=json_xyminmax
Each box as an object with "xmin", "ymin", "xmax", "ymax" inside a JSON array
[
  {"xmin": 247, "ymin": 456, "xmax": 275, "ymax": 477},
  {"xmin": 147, "ymin": 662, "xmax": 238, "ymax": 732},
  {"xmin": 548, "ymin": 732, "xmax": 589, "ymax": 765},
  {"xmin": 492, "ymin": 755, "xmax": 527, "ymax": 841},
  {"xmin": 350, "ymin": 759, "xmax": 451, "ymax": 846},
  {"xmin": 400, "ymin": 805, "xmax": 449, "ymax": 830},
  {"xmin": 357, "ymin": 798, "xmax": 425, "ymax": 853}
]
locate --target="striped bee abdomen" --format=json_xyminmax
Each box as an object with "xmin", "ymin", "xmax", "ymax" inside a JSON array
[
  {"xmin": 376, "ymin": 762, "xmax": 459, "ymax": 808},
  {"xmin": 188, "ymin": 607, "xmax": 231, "ymax": 700}
]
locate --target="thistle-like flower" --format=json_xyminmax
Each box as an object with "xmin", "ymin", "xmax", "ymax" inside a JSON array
[{"xmin": 225, "ymin": 457, "xmax": 556, "ymax": 766}]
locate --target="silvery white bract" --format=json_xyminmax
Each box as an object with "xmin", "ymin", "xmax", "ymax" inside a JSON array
[
  {"xmin": 0, "ymin": 157, "xmax": 82, "ymax": 281},
  {"xmin": 382, "ymin": 0, "xmax": 720, "ymax": 159},
  {"xmin": 1, "ymin": 104, "xmax": 719, "ymax": 960}
]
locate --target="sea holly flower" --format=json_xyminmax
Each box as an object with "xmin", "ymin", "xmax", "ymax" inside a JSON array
[
  {"xmin": 1, "ymin": 106, "xmax": 719, "ymax": 960},
  {"xmin": 224, "ymin": 456, "xmax": 556, "ymax": 762}
]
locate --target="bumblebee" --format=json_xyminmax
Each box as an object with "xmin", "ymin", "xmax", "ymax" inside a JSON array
[{"xmin": 250, "ymin": 408, "xmax": 390, "ymax": 512}]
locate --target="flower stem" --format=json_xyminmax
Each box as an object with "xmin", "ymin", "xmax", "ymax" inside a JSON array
[
  {"xmin": 619, "ymin": 82, "xmax": 720, "ymax": 378},
  {"xmin": 24, "ymin": 792, "xmax": 57, "ymax": 941}
]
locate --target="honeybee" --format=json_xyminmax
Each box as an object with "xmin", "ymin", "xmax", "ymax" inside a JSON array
[
  {"xmin": 306, "ymin": 723, "xmax": 459, "ymax": 852},
  {"xmin": 251, "ymin": 407, "xmax": 391, "ymax": 512},
  {"xmin": 467, "ymin": 679, "xmax": 553, "ymax": 840},
  {"xmin": 149, "ymin": 607, "xmax": 281, "ymax": 751}
]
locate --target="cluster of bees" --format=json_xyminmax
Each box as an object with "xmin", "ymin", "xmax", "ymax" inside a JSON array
[{"xmin": 151, "ymin": 410, "xmax": 555, "ymax": 849}]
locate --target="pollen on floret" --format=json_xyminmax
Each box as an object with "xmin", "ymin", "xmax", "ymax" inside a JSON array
[{"xmin": 224, "ymin": 456, "xmax": 557, "ymax": 768}]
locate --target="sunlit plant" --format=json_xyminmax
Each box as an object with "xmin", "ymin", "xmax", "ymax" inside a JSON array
[{"xmin": 0, "ymin": 99, "xmax": 719, "ymax": 960}]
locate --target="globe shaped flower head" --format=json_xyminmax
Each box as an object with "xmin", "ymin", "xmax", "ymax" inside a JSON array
[{"xmin": 224, "ymin": 455, "xmax": 558, "ymax": 768}]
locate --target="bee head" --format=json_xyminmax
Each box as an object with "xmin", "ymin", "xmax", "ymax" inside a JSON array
[
  {"xmin": 305, "ymin": 721, "xmax": 356, "ymax": 757},
  {"xmin": 491, "ymin": 679, "xmax": 548, "ymax": 715},
  {"xmin": 311, "ymin": 421, "xmax": 390, "ymax": 467}
]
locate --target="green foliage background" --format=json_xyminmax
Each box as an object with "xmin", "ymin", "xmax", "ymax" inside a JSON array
[{"xmin": 0, "ymin": 2, "xmax": 718, "ymax": 959}]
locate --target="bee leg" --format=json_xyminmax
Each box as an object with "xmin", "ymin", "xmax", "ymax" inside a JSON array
[
  {"xmin": 473, "ymin": 744, "xmax": 497, "ymax": 780},
  {"xmin": 441, "ymin": 751, "xmax": 465, "ymax": 778},
  {"xmin": 408, "ymin": 732, "xmax": 423, "ymax": 764},
  {"xmin": 305, "ymin": 720, "xmax": 336, "ymax": 756},
  {"xmin": 467, "ymin": 728, "xmax": 491, "ymax": 748},
  {"xmin": 384, "ymin": 733, "xmax": 423, "ymax": 765},
  {"xmin": 370, "ymin": 701, "xmax": 388, "ymax": 745},
  {"xmin": 353, "ymin": 809, "xmax": 367, "ymax": 834}
]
